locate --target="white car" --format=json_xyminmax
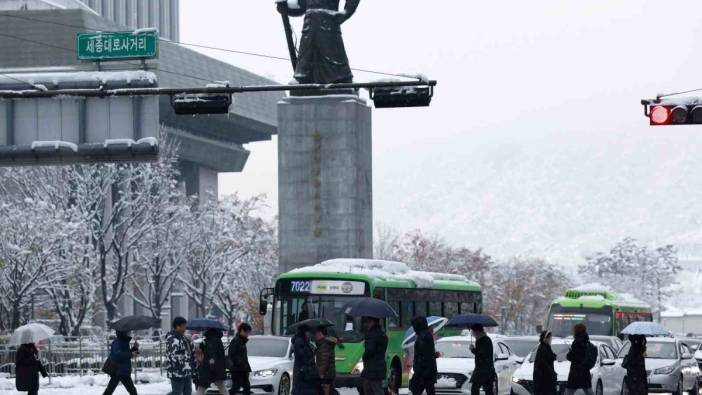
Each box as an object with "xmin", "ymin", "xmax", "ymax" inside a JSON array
[
  {"xmin": 207, "ymin": 335, "xmax": 293, "ymax": 395},
  {"xmin": 432, "ymin": 335, "xmax": 521, "ymax": 395},
  {"xmin": 511, "ymin": 338, "xmax": 625, "ymax": 395},
  {"xmin": 616, "ymin": 337, "xmax": 699, "ymax": 395}
]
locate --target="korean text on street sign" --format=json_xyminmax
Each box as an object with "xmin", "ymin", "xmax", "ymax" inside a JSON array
[{"xmin": 77, "ymin": 30, "xmax": 158, "ymax": 61}]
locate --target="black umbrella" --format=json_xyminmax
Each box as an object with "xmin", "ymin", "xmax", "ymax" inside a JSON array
[
  {"xmin": 110, "ymin": 315, "xmax": 161, "ymax": 332},
  {"xmin": 285, "ymin": 318, "xmax": 334, "ymax": 335},
  {"xmin": 343, "ymin": 297, "xmax": 398, "ymax": 319},
  {"xmin": 445, "ymin": 313, "xmax": 498, "ymax": 328},
  {"xmin": 186, "ymin": 318, "xmax": 226, "ymax": 332}
]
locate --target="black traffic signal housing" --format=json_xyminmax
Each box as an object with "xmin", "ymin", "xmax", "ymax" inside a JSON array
[
  {"xmin": 171, "ymin": 92, "xmax": 232, "ymax": 115},
  {"xmin": 371, "ymin": 85, "xmax": 433, "ymax": 108},
  {"xmin": 642, "ymin": 99, "xmax": 702, "ymax": 125}
]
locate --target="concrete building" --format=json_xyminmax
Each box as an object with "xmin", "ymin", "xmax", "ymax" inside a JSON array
[
  {"xmin": 0, "ymin": 7, "xmax": 281, "ymax": 329},
  {"xmin": 0, "ymin": 0, "xmax": 179, "ymax": 40}
]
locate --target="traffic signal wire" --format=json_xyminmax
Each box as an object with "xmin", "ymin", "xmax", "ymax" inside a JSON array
[{"xmin": 0, "ymin": 12, "xmax": 412, "ymax": 80}]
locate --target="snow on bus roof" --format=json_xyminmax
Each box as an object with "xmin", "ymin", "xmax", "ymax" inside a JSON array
[{"xmin": 290, "ymin": 258, "xmax": 469, "ymax": 288}]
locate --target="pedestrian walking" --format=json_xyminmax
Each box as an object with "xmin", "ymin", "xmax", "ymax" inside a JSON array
[
  {"xmin": 533, "ymin": 330, "xmax": 557, "ymax": 395},
  {"xmin": 166, "ymin": 317, "xmax": 195, "ymax": 395},
  {"xmin": 196, "ymin": 328, "xmax": 228, "ymax": 395},
  {"xmin": 565, "ymin": 324, "xmax": 597, "ymax": 395},
  {"xmin": 15, "ymin": 342, "xmax": 48, "ymax": 395},
  {"xmin": 361, "ymin": 317, "xmax": 388, "ymax": 395},
  {"xmin": 622, "ymin": 335, "xmax": 647, "ymax": 395},
  {"xmin": 314, "ymin": 326, "xmax": 338, "ymax": 395},
  {"xmin": 228, "ymin": 322, "xmax": 253, "ymax": 395},
  {"xmin": 103, "ymin": 331, "xmax": 139, "ymax": 395},
  {"xmin": 468, "ymin": 323, "xmax": 495, "ymax": 395},
  {"xmin": 409, "ymin": 317, "xmax": 438, "ymax": 395},
  {"xmin": 291, "ymin": 325, "xmax": 321, "ymax": 395}
]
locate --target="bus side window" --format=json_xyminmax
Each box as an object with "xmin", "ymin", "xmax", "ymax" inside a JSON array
[
  {"xmin": 412, "ymin": 289, "xmax": 429, "ymax": 317},
  {"xmin": 445, "ymin": 301, "xmax": 459, "ymax": 318},
  {"xmin": 389, "ymin": 288, "xmax": 411, "ymax": 328}
]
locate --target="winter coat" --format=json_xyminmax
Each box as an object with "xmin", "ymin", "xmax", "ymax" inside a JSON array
[
  {"xmin": 291, "ymin": 334, "xmax": 321, "ymax": 395},
  {"xmin": 315, "ymin": 336, "xmax": 338, "ymax": 382},
  {"xmin": 228, "ymin": 334, "xmax": 252, "ymax": 373},
  {"xmin": 166, "ymin": 330, "xmax": 194, "ymax": 378},
  {"xmin": 110, "ymin": 333, "xmax": 135, "ymax": 378},
  {"xmin": 566, "ymin": 333, "xmax": 595, "ymax": 389},
  {"xmin": 533, "ymin": 342, "xmax": 558, "ymax": 395},
  {"xmin": 411, "ymin": 317, "xmax": 437, "ymax": 381},
  {"xmin": 622, "ymin": 343, "xmax": 648, "ymax": 395},
  {"xmin": 362, "ymin": 326, "xmax": 388, "ymax": 381},
  {"xmin": 469, "ymin": 334, "xmax": 495, "ymax": 385},
  {"xmin": 15, "ymin": 343, "xmax": 47, "ymax": 392},
  {"xmin": 198, "ymin": 329, "xmax": 227, "ymax": 385}
]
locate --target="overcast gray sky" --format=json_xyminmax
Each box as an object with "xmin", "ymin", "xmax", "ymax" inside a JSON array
[{"xmin": 180, "ymin": 1, "xmax": 702, "ymax": 262}]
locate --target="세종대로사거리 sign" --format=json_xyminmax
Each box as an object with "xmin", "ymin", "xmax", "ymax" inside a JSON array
[{"xmin": 77, "ymin": 30, "xmax": 158, "ymax": 61}]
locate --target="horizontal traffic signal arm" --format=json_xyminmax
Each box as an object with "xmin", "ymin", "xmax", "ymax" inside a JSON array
[{"xmin": 641, "ymin": 97, "xmax": 702, "ymax": 125}]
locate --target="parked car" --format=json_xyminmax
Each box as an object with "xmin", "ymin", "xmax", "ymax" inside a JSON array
[
  {"xmin": 500, "ymin": 336, "xmax": 539, "ymax": 362},
  {"xmin": 206, "ymin": 335, "xmax": 293, "ymax": 395},
  {"xmin": 511, "ymin": 338, "xmax": 624, "ymax": 395},
  {"xmin": 617, "ymin": 337, "xmax": 699, "ymax": 395},
  {"xmin": 432, "ymin": 335, "xmax": 520, "ymax": 395}
]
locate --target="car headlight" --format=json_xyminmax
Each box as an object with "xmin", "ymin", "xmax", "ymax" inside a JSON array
[
  {"xmin": 512, "ymin": 377, "xmax": 529, "ymax": 385},
  {"xmin": 253, "ymin": 369, "xmax": 278, "ymax": 378},
  {"xmin": 653, "ymin": 365, "xmax": 676, "ymax": 375},
  {"xmin": 351, "ymin": 361, "xmax": 364, "ymax": 375}
]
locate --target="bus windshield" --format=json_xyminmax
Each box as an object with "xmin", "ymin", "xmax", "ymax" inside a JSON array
[{"xmin": 547, "ymin": 305, "xmax": 613, "ymax": 337}]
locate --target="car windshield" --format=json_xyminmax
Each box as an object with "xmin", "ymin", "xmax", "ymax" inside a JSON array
[
  {"xmin": 247, "ymin": 338, "xmax": 289, "ymax": 358},
  {"xmin": 436, "ymin": 341, "xmax": 474, "ymax": 358},
  {"xmin": 502, "ymin": 339, "xmax": 538, "ymax": 357},
  {"xmin": 528, "ymin": 344, "xmax": 571, "ymax": 363},
  {"xmin": 645, "ymin": 342, "xmax": 678, "ymax": 359}
]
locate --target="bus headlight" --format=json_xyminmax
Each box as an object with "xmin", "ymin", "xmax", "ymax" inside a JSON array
[{"xmin": 352, "ymin": 361, "xmax": 364, "ymax": 375}]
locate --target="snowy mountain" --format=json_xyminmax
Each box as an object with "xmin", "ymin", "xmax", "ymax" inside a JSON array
[{"xmin": 374, "ymin": 128, "xmax": 702, "ymax": 268}]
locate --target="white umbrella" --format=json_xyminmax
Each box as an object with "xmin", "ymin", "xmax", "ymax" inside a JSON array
[
  {"xmin": 10, "ymin": 323, "xmax": 55, "ymax": 345},
  {"xmin": 621, "ymin": 321, "xmax": 671, "ymax": 336}
]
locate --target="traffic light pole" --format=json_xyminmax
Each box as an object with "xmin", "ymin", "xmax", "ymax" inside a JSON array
[{"xmin": 0, "ymin": 79, "xmax": 437, "ymax": 99}]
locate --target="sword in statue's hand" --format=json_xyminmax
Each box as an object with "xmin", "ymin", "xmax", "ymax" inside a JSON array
[{"xmin": 276, "ymin": 0, "xmax": 298, "ymax": 71}]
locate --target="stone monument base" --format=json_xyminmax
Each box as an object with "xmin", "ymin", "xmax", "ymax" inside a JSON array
[{"xmin": 277, "ymin": 94, "xmax": 372, "ymax": 273}]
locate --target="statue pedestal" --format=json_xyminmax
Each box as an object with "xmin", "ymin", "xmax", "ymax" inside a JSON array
[{"xmin": 277, "ymin": 95, "xmax": 373, "ymax": 273}]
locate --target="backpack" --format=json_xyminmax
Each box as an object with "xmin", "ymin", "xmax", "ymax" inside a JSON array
[{"xmin": 584, "ymin": 342, "xmax": 598, "ymax": 370}]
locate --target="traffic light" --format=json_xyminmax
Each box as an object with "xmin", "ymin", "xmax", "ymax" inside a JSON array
[
  {"xmin": 642, "ymin": 99, "xmax": 702, "ymax": 125},
  {"xmin": 171, "ymin": 93, "xmax": 232, "ymax": 115},
  {"xmin": 371, "ymin": 85, "xmax": 433, "ymax": 108}
]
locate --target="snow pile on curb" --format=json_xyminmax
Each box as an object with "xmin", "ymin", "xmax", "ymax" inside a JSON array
[{"xmin": 291, "ymin": 259, "xmax": 468, "ymax": 288}]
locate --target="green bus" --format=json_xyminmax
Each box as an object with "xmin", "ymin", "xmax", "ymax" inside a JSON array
[
  {"xmin": 545, "ymin": 286, "xmax": 653, "ymax": 338},
  {"xmin": 259, "ymin": 259, "xmax": 482, "ymax": 392}
]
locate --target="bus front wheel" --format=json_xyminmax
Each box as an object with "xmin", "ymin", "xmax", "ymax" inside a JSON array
[{"xmin": 386, "ymin": 360, "xmax": 402, "ymax": 395}]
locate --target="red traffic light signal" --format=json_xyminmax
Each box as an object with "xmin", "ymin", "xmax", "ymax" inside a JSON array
[{"xmin": 642, "ymin": 99, "xmax": 702, "ymax": 126}]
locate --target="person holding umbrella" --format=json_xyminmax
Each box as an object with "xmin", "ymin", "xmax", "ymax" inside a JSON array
[
  {"xmin": 15, "ymin": 342, "xmax": 48, "ymax": 395},
  {"xmin": 196, "ymin": 328, "xmax": 228, "ymax": 395},
  {"xmin": 361, "ymin": 317, "xmax": 388, "ymax": 395},
  {"xmin": 622, "ymin": 335, "xmax": 647, "ymax": 395},
  {"xmin": 468, "ymin": 323, "xmax": 495, "ymax": 395},
  {"xmin": 533, "ymin": 330, "xmax": 557, "ymax": 395},
  {"xmin": 103, "ymin": 330, "xmax": 139, "ymax": 395},
  {"xmin": 291, "ymin": 325, "xmax": 321, "ymax": 395},
  {"xmin": 409, "ymin": 316, "xmax": 439, "ymax": 395}
]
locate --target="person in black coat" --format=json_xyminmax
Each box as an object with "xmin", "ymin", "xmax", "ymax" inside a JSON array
[
  {"xmin": 362, "ymin": 317, "xmax": 388, "ymax": 395},
  {"xmin": 533, "ymin": 330, "xmax": 557, "ymax": 395},
  {"xmin": 228, "ymin": 323, "xmax": 253, "ymax": 395},
  {"xmin": 622, "ymin": 335, "xmax": 647, "ymax": 395},
  {"xmin": 291, "ymin": 325, "xmax": 321, "ymax": 395},
  {"xmin": 103, "ymin": 331, "xmax": 138, "ymax": 395},
  {"xmin": 196, "ymin": 328, "xmax": 228, "ymax": 395},
  {"xmin": 409, "ymin": 317, "xmax": 438, "ymax": 395},
  {"xmin": 15, "ymin": 343, "xmax": 48, "ymax": 395},
  {"xmin": 469, "ymin": 323, "xmax": 495, "ymax": 395},
  {"xmin": 565, "ymin": 324, "xmax": 596, "ymax": 395}
]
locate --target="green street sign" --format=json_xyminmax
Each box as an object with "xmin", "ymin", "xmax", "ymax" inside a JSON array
[{"xmin": 77, "ymin": 30, "xmax": 158, "ymax": 61}]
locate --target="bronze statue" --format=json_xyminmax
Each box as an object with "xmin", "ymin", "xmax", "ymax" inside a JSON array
[{"xmin": 277, "ymin": 0, "xmax": 360, "ymax": 85}]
